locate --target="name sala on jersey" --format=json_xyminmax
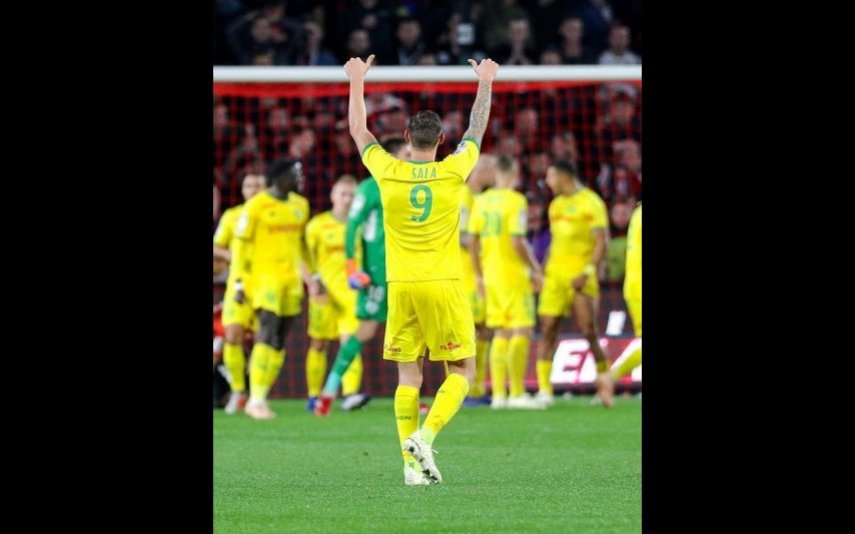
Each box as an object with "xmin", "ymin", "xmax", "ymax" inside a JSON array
[{"xmin": 412, "ymin": 166, "xmax": 437, "ymax": 180}]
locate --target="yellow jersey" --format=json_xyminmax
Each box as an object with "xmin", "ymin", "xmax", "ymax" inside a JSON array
[
  {"xmin": 236, "ymin": 190, "xmax": 310, "ymax": 285},
  {"xmin": 361, "ymin": 139, "xmax": 480, "ymax": 282},
  {"xmin": 624, "ymin": 204, "xmax": 641, "ymax": 300},
  {"xmin": 305, "ymin": 211, "xmax": 358, "ymax": 293},
  {"xmin": 213, "ymin": 204, "xmax": 252, "ymax": 287},
  {"xmin": 468, "ymin": 188, "xmax": 529, "ymax": 285},
  {"xmin": 459, "ymin": 184, "xmax": 476, "ymax": 280},
  {"xmin": 545, "ymin": 187, "xmax": 607, "ymax": 275}
]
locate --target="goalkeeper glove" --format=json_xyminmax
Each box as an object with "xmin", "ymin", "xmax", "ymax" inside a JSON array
[{"xmin": 346, "ymin": 258, "xmax": 371, "ymax": 289}]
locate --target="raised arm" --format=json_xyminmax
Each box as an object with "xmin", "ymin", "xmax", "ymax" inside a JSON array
[
  {"xmin": 345, "ymin": 55, "xmax": 379, "ymax": 154},
  {"xmin": 461, "ymin": 58, "xmax": 500, "ymax": 147}
]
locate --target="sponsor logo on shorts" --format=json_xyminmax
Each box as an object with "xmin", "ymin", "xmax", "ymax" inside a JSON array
[
  {"xmin": 440, "ymin": 340, "xmax": 461, "ymax": 351},
  {"xmin": 384, "ymin": 344, "xmax": 402, "ymax": 353}
]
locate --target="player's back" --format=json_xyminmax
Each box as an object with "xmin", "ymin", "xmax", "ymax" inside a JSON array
[
  {"xmin": 361, "ymin": 140, "xmax": 480, "ymax": 282},
  {"xmin": 472, "ymin": 188, "xmax": 529, "ymax": 284},
  {"xmin": 546, "ymin": 187, "xmax": 607, "ymax": 271},
  {"xmin": 239, "ymin": 190, "xmax": 309, "ymax": 283}
]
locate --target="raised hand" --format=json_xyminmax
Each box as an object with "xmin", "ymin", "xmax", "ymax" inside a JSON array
[
  {"xmin": 344, "ymin": 54, "xmax": 376, "ymax": 81},
  {"xmin": 467, "ymin": 58, "xmax": 500, "ymax": 82}
]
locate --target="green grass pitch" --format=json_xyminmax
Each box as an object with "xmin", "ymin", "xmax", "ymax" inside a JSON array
[{"xmin": 215, "ymin": 396, "xmax": 641, "ymax": 533}]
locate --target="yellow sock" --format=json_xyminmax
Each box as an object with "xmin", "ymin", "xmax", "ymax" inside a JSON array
[
  {"xmin": 489, "ymin": 337, "xmax": 509, "ymax": 398},
  {"xmin": 249, "ymin": 342, "xmax": 275, "ymax": 402},
  {"xmin": 508, "ymin": 335, "xmax": 530, "ymax": 398},
  {"xmin": 537, "ymin": 360, "xmax": 553, "ymax": 396},
  {"xmin": 341, "ymin": 353, "xmax": 363, "ymax": 396},
  {"xmin": 596, "ymin": 359, "xmax": 610, "ymax": 373},
  {"xmin": 612, "ymin": 346, "xmax": 642, "ymax": 379},
  {"xmin": 305, "ymin": 347, "xmax": 327, "ymax": 397},
  {"xmin": 395, "ymin": 385, "xmax": 420, "ymax": 465},
  {"xmin": 264, "ymin": 348, "xmax": 285, "ymax": 392},
  {"xmin": 470, "ymin": 339, "xmax": 490, "ymax": 397},
  {"xmin": 421, "ymin": 373, "xmax": 469, "ymax": 446},
  {"xmin": 223, "ymin": 342, "xmax": 246, "ymax": 393}
]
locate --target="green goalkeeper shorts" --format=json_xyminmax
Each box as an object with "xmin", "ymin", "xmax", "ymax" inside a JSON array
[{"xmin": 356, "ymin": 282, "xmax": 387, "ymax": 322}]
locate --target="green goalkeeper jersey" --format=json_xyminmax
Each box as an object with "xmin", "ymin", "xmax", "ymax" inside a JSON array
[{"xmin": 346, "ymin": 177, "xmax": 386, "ymax": 284}]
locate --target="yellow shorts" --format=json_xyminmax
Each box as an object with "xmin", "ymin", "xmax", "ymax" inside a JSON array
[
  {"xmin": 485, "ymin": 278, "xmax": 535, "ymax": 329},
  {"xmin": 252, "ymin": 275, "xmax": 303, "ymax": 317},
  {"xmin": 537, "ymin": 269, "xmax": 600, "ymax": 318},
  {"xmin": 222, "ymin": 288, "xmax": 255, "ymax": 329},
  {"xmin": 625, "ymin": 295, "xmax": 641, "ymax": 337},
  {"xmin": 383, "ymin": 280, "xmax": 476, "ymax": 363},
  {"xmin": 308, "ymin": 286, "xmax": 359, "ymax": 340}
]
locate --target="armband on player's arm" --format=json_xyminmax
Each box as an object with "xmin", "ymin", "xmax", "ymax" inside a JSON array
[
  {"xmin": 346, "ymin": 258, "xmax": 371, "ymax": 290},
  {"xmin": 582, "ymin": 263, "xmax": 597, "ymax": 277}
]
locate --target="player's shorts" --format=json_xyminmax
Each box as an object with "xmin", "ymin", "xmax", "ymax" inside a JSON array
[
  {"xmin": 222, "ymin": 293, "xmax": 254, "ymax": 329},
  {"xmin": 383, "ymin": 280, "xmax": 476, "ymax": 363},
  {"xmin": 356, "ymin": 282, "xmax": 388, "ymax": 322},
  {"xmin": 252, "ymin": 275, "xmax": 303, "ymax": 317},
  {"xmin": 625, "ymin": 295, "xmax": 641, "ymax": 337},
  {"xmin": 308, "ymin": 286, "xmax": 359, "ymax": 340},
  {"xmin": 485, "ymin": 279, "xmax": 535, "ymax": 329},
  {"xmin": 537, "ymin": 267, "xmax": 600, "ymax": 318}
]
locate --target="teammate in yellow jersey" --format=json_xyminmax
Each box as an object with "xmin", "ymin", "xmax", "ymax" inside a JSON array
[
  {"xmin": 234, "ymin": 159, "xmax": 311, "ymax": 420},
  {"xmin": 345, "ymin": 53, "xmax": 499, "ymax": 485},
  {"xmin": 304, "ymin": 175, "xmax": 368, "ymax": 412},
  {"xmin": 459, "ymin": 154, "xmax": 496, "ymax": 406},
  {"xmin": 213, "ymin": 173, "xmax": 264, "ymax": 414},
  {"xmin": 536, "ymin": 159, "xmax": 614, "ymax": 408},
  {"xmin": 609, "ymin": 203, "xmax": 641, "ymax": 388},
  {"xmin": 469, "ymin": 155, "xmax": 544, "ymax": 409}
]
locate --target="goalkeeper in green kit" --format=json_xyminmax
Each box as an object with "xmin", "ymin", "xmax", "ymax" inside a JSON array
[{"xmin": 314, "ymin": 138, "xmax": 412, "ymax": 416}]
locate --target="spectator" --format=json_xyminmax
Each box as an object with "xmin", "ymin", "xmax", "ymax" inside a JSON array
[
  {"xmin": 384, "ymin": 17, "xmax": 427, "ymax": 66},
  {"xmin": 597, "ymin": 86, "xmax": 641, "ymax": 166},
  {"xmin": 514, "ymin": 107, "xmax": 544, "ymax": 153},
  {"xmin": 525, "ymin": 184, "xmax": 551, "ymax": 265},
  {"xmin": 598, "ymin": 24, "xmax": 640, "ymax": 65},
  {"xmin": 577, "ymin": 0, "xmax": 614, "ymax": 55},
  {"xmin": 490, "ymin": 16, "xmax": 535, "ymax": 65},
  {"xmin": 550, "ymin": 132, "xmax": 579, "ymax": 164},
  {"xmin": 539, "ymin": 47, "xmax": 563, "ymax": 65},
  {"xmin": 345, "ymin": 29, "xmax": 372, "ymax": 61},
  {"xmin": 477, "ymin": 0, "xmax": 527, "ymax": 52},
  {"xmin": 297, "ymin": 21, "xmax": 338, "ymax": 66},
  {"xmin": 340, "ymin": 0, "xmax": 395, "ymax": 62},
  {"xmin": 557, "ymin": 17, "xmax": 597, "ymax": 65},
  {"xmin": 605, "ymin": 199, "xmax": 633, "ymax": 283}
]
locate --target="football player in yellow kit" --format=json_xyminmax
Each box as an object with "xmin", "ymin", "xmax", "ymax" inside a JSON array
[
  {"xmin": 459, "ymin": 154, "xmax": 496, "ymax": 406},
  {"xmin": 234, "ymin": 159, "xmax": 311, "ymax": 419},
  {"xmin": 304, "ymin": 175, "xmax": 367, "ymax": 411},
  {"xmin": 213, "ymin": 173, "xmax": 264, "ymax": 414},
  {"xmin": 535, "ymin": 160, "xmax": 613, "ymax": 408},
  {"xmin": 609, "ymin": 203, "xmax": 641, "ymax": 387},
  {"xmin": 469, "ymin": 155, "xmax": 544, "ymax": 409},
  {"xmin": 345, "ymin": 54, "xmax": 500, "ymax": 485}
]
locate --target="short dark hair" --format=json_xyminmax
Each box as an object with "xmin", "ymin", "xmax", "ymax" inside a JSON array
[
  {"xmin": 266, "ymin": 158, "xmax": 301, "ymax": 189},
  {"xmin": 496, "ymin": 154, "xmax": 515, "ymax": 173},
  {"xmin": 382, "ymin": 137, "xmax": 408, "ymax": 156},
  {"xmin": 549, "ymin": 159, "xmax": 578, "ymax": 179},
  {"xmin": 407, "ymin": 110, "xmax": 442, "ymax": 149}
]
